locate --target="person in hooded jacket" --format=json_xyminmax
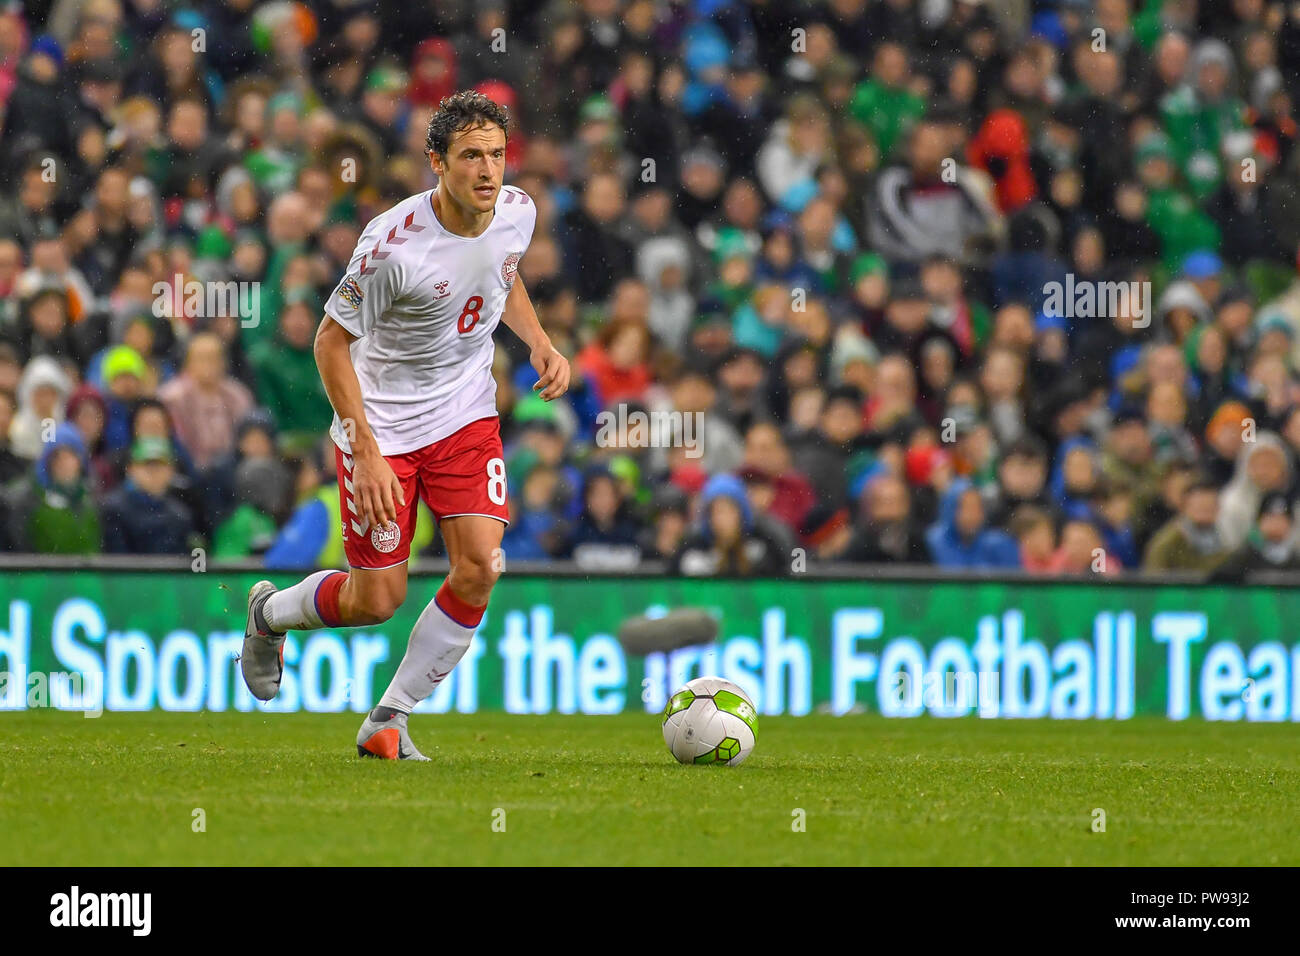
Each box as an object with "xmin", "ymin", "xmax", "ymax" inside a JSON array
[
  {"xmin": 1216, "ymin": 431, "xmax": 1293, "ymax": 551},
  {"xmin": 925, "ymin": 477, "xmax": 1021, "ymax": 569},
  {"xmin": 671, "ymin": 473, "xmax": 787, "ymax": 576},
  {"xmin": 2, "ymin": 422, "xmax": 101, "ymax": 554},
  {"xmin": 8, "ymin": 354, "xmax": 71, "ymax": 460}
]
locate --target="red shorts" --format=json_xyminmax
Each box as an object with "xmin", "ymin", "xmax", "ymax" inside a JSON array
[{"xmin": 336, "ymin": 416, "xmax": 509, "ymax": 569}]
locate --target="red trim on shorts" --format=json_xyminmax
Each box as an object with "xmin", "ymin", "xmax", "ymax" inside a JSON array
[
  {"xmin": 434, "ymin": 578, "xmax": 486, "ymax": 629},
  {"xmin": 314, "ymin": 571, "xmax": 349, "ymax": 627}
]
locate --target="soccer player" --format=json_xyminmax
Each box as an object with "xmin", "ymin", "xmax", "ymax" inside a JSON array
[{"xmin": 239, "ymin": 91, "xmax": 570, "ymax": 759}]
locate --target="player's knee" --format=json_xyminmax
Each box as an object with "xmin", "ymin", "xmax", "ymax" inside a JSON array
[
  {"xmin": 453, "ymin": 552, "xmax": 499, "ymax": 595},
  {"xmin": 361, "ymin": 596, "xmax": 401, "ymax": 624},
  {"xmin": 348, "ymin": 586, "xmax": 405, "ymax": 625}
]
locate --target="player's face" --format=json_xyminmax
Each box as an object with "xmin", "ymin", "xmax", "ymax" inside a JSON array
[{"xmin": 433, "ymin": 122, "xmax": 507, "ymax": 213}]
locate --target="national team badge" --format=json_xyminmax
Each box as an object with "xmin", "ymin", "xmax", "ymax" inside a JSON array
[
  {"xmin": 501, "ymin": 252, "xmax": 521, "ymax": 286},
  {"xmin": 370, "ymin": 523, "xmax": 401, "ymax": 554},
  {"xmin": 337, "ymin": 275, "xmax": 364, "ymax": 308}
]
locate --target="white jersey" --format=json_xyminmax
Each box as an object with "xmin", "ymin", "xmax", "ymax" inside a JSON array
[{"xmin": 324, "ymin": 184, "xmax": 536, "ymax": 455}]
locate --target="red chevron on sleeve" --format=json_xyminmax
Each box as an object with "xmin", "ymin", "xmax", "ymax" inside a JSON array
[{"xmin": 357, "ymin": 208, "xmax": 427, "ymax": 275}]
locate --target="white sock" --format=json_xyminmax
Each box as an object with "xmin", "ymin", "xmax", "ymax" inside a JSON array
[
  {"xmin": 264, "ymin": 570, "xmax": 342, "ymax": 631},
  {"xmin": 377, "ymin": 594, "xmax": 477, "ymax": 713}
]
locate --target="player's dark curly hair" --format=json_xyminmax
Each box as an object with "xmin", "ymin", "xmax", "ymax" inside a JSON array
[{"xmin": 425, "ymin": 90, "xmax": 510, "ymax": 157}]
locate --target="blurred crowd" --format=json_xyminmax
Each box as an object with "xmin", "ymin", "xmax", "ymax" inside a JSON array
[{"xmin": 5, "ymin": 0, "xmax": 1300, "ymax": 580}]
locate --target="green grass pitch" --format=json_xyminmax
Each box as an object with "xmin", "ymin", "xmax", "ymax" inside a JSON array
[{"xmin": 3, "ymin": 711, "xmax": 1298, "ymax": 866}]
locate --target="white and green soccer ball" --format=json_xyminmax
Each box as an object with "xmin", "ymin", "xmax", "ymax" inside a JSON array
[{"xmin": 662, "ymin": 677, "xmax": 758, "ymax": 766}]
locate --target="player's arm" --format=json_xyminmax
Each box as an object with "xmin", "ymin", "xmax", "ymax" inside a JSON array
[
  {"xmin": 501, "ymin": 277, "xmax": 570, "ymax": 401},
  {"xmin": 314, "ymin": 315, "xmax": 405, "ymax": 529}
]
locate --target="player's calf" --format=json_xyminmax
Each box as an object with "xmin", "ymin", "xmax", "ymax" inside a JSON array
[{"xmin": 240, "ymin": 569, "xmax": 389, "ymax": 701}]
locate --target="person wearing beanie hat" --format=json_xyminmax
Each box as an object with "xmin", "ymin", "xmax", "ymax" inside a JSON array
[
  {"xmin": 1161, "ymin": 38, "xmax": 1247, "ymax": 200},
  {"xmin": 245, "ymin": 92, "xmax": 306, "ymax": 195},
  {"xmin": 844, "ymin": 472, "xmax": 929, "ymax": 564},
  {"xmin": 211, "ymin": 457, "xmax": 292, "ymax": 559},
  {"xmin": 3, "ymin": 35, "xmax": 70, "ymax": 165},
  {"xmin": 64, "ymin": 383, "xmax": 116, "ymax": 493},
  {"xmin": 1203, "ymin": 399, "xmax": 1255, "ymax": 486},
  {"xmin": 1135, "ymin": 130, "xmax": 1223, "ymax": 270},
  {"xmin": 91, "ymin": 344, "xmax": 149, "ymax": 454}
]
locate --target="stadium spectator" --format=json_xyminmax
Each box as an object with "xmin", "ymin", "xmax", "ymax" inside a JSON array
[
  {"xmin": 560, "ymin": 465, "xmax": 642, "ymax": 568},
  {"xmin": 0, "ymin": 387, "xmax": 25, "ymax": 486},
  {"xmin": 845, "ymin": 472, "xmax": 928, "ymax": 564},
  {"xmin": 158, "ymin": 331, "xmax": 255, "ymax": 471},
  {"xmin": 211, "ymin": 457, "xmax": 291, "ymax": 561},
  {"xmin": 1, "ymin": 422, "xmax": 100, "ymax": 554},
  {"xmin": 9, "ymin": 354, "xmax": 70, "ymax": 460},
  {"xmin": 1216, "ymin": 433, "xmax": 1294, "ymax": 550},
  {"xmin": 1210, "ymin": 492, "xmax": 1300, "ymax": 580},
  {"xmin": 99, "ymin": 435, "xmax": 195, "ymax": 555},
  {"xmin": 65, "ymin": 383, "xmax": 114, "ymax": 493},
  {"xmin": 248, "ymin": 290, "xmax": 332, "ymax": 445},
  {"xmin": 925, "ymin": 478, "xmax": 1021, "ymax": 569},
  {"xmin": 502, "ymin": 462, "xmax": 568, "ymax": 562},
  {"xmin": 1142, "ymin": 476, "xmax": 1231, "ymax": 573},
  {"xmin": 1010, "ymin": 505, "xmax": 1058, "ymax": 573},
  {"xmin": 672, "ymin": 473, "xmax": 786, "ymax": 576}
]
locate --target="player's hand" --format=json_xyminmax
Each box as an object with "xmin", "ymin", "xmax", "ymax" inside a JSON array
[
  {"xmin": 531, "ymin": 343, "xmax": 570, "ymax": 402},
  {"xmin": 353, "ymin": 448, "xmax": 406, "ymax": 530}
]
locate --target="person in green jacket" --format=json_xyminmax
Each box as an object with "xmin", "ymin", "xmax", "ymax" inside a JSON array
[
  {"xmin": 1134, "ymin": 131, "xmax": 1221, "ymax": 271},
  {"xmin": 2, "ymin": 423, "xmax": 100, "ymax": 555},
  {"xmin": 212, "ymin": 457, "xmax": 291, "ymax": 559},
  {"xmin": 249, "ymin": 289, "xmax": 334, "ymax": 449},
  {"xmin": 848, "ymin": 41, "xmax": 926, "ymax": 161},
  {"xmin": 1159, "ymin": 38, "xmax": 1246, "ymax": 201}
]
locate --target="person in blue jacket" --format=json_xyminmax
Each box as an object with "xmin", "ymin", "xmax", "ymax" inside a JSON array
[
  {"xmin": 99, "ymin": 436, "xmax": 196, "ymax": 554},
  {"xmin": 925, "ymin": 477, "xmax": 1021, "ymax": 569}
]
